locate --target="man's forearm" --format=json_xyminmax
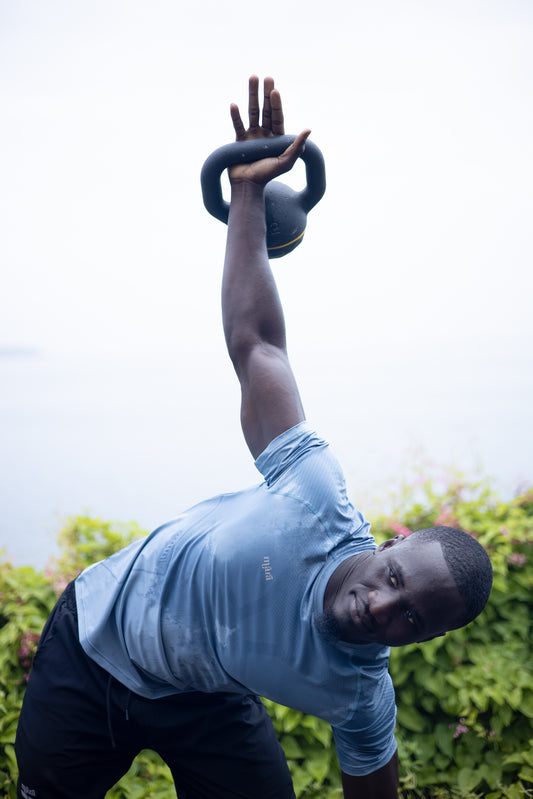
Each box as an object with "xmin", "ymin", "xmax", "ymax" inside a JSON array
[
  {"xmin": 222, "ymin": 180, "xmax": 287, "ymax": 368},
  {"xmin": 341, "ymin": 750, "xmax": 399, "ymax": 799}
]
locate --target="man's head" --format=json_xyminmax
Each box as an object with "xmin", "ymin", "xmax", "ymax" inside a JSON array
[
  {"xmin": 407, "ymin": 525, "xmax": 493, "ymax": 628},
  {"xmin": 319, "ymin": 525, "xmax": 493, "ymax": 647}
]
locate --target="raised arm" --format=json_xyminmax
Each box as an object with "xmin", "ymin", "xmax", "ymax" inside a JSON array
[{"xmin": 222, "ymin": 76, "xmax": 309, "ymax": 458}]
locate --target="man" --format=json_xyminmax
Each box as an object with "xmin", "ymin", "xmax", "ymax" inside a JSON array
[{"xmin": 16, "ymin": 76, "xmax": 493, "ymax": 799}]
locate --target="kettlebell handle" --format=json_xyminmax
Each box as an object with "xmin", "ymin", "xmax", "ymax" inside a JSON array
[{"xmin": 200, "ymin": 135, "xmax": 326, "ymax": 224}]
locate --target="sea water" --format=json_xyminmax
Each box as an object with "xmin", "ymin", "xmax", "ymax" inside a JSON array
[{"xmin": 1, "ymin": 349, "xmax": 531, "ymax": 568}]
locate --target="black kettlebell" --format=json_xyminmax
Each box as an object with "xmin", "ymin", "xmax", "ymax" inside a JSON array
[{"xmin": 200, "ymin": 135, "xmax": 326, "ymax": 258}]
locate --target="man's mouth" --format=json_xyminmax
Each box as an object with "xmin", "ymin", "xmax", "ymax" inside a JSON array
[{"xmin": 351, "ymin": 594, "xmax": 375, "ymax": 634}]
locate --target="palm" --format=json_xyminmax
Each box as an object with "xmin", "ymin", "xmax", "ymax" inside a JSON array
[
  {"xmin": 229, "ymin": 151, "xmax": 285, "ymax": 184},
  {"xmin": 228, "ymin": 76, "xmax": 310, "ymax": 185}
]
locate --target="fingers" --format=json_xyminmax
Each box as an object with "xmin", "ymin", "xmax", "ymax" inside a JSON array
[
  {"xmin": 231, "ymin": 76, "xmax": 289, "ymax": 140},
  {"xmin": 262, "ymin": 76, "xmax": 274, "ymax": 130},
  {"xmin": 248, "ymin": 75, "xmax": 260, "ymax": 128},
  {"xmin": 261, "ymin": 129, "xmax": 312, "ymax": 183},
  {"xmin": 279, "ymin": 129, "xmax": 311, "ymax": 169},
  {"xmin": 230, "ymin": 103, "xmax": 246, "ymax": 140},
  {"xmin": 270, "ymin": 89, "xmax": 284, "ymax": 136},
  {"xmin": 294, "ymin": 128, "xmax": 312, "ymax": 149}
]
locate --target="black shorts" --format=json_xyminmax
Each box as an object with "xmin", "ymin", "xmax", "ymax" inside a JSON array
[{"xmin": 15, "ymin": 582, "xmax": 295, "ymax": 799}]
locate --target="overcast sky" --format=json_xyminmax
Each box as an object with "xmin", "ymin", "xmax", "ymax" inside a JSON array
[
  {"xmin": 2, "ymin": 0, "xmax": 531, "ymax": 358},
  {"xmin": 1, "ymin": 2, "xmax": 532, "ymax": 563}
]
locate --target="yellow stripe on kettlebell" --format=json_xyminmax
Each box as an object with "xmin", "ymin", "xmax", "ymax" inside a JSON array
[{"xmin": 267, "ymin": 229, "xmax": 306, "ymax": 252}]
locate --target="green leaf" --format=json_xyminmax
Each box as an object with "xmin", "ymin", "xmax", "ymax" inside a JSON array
[
  {"xmin": 305, "ymin": 750, "xmax": 331, "ymax": 783},
  {"xmin": 281, "ymin": 735, "xmax": 304, "ymax": 760},
  {"xmin": 3, "ymin": 744, "xmax": 17, "ymax": 770},
  {"xmin": 507, "ymin": 686, "xmax": 523, "ymax": 709},
  {"xmin": 396, "ymin": 704, "xmax": 426, "ymax": 733},
  {"xmin": 520, "ymin": 691, "xmax": 533, "ymax": 718},
  {"xmin": 434, "ymin": 722, "xmax": 453, "ymax": 757},
  {"xmin": 457, "ymin": 766, "xmax": 482, "ymax": 792},
  {"xmin": 283, "ymin": 708, "xmax": 304, "ymax": 733},
  {"xmin": 290, "ymin": 769, "xmax": 313, "ymax": 797},
  {"xmin": 518, "ymin": 765, "xmax": 533, "ymax": 784}
]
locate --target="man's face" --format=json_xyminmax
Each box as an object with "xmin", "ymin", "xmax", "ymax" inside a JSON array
[{"xmin": 322, "ymin": 536, "xmax": 467, "ymax": 647}]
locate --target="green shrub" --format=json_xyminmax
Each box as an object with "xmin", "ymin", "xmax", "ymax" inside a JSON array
[
  {"xmin": 1, "ymin": 482, "xmax": 532, "ymax": 799},
  {"xmin": 48, "ymin": 514, "xmax": 147, "ymax": 590},
  {"xmin": 0, "ymin": 516, "xmax": 146, "ymax": 799},
  {"xmin": 261, "ymin": 699, "xmax": 342, "ymax": 798},
  {"xmin": 373, "ymin": 480, "xmax": 533, "ymax": 798},
  {"xmin": 0, "ymin": 561, "xmax": 57, "ymax": 798}
]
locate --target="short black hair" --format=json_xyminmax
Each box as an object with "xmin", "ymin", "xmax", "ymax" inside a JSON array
[{"xmin": 410, "ymin": 525, "xmax": 493, "ymax": 627}]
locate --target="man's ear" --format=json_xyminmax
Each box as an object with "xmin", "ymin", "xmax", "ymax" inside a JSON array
[{"xmin": 377, "ymin": 535, "xmax": 405, "ymax": 552}]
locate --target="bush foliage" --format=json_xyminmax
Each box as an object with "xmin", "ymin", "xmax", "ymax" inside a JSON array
[{"xmin": 1, "ymin": 477, "xmax": 532, "ymax": 798}]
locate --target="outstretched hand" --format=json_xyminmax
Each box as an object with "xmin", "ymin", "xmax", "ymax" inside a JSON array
[{"xmin": 229, "ymin": 75, "xmax": 310, "ymax": 186}]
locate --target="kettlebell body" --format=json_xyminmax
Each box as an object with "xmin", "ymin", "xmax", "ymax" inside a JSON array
[{"xmin": 200, "ymin": 135, "xmax": 326, "ymax": 258}]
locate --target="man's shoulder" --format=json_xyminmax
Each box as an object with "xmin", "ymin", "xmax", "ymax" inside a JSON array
[
  {"xmin": 253, "ymin": 423, "xmax": 374, "ymax": 550},
  {"xmin": 255, "ymin": 422, "xmax": 334, "ymax": 486}
]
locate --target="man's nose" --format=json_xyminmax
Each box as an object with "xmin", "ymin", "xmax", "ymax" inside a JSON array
[{"xmin": 368, "ymin": 589, "xmax": 396, "ymax": 626}]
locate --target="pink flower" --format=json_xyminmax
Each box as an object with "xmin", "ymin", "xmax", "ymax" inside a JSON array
[
  {"xmin": 507, "ymin": 552, "xmax": 527, "ymax": 567},
  {"xmin": 19, "ymin": 631, "xmax": 40, "ymax": 649},
  {"xmin": 435, "ymin": 507, "xmax": 459, "ymax": 527},
  {"xmin": 18, "ymin": 631, "xmax": 41, "ymax": 672},
  {"xmin": 53, "ymin": 578, "xmax": 68, "ymax": 596},
  {"xmin": 389, "ymin": 521, "xmax": 413, "ymax": 538},
  {"xmin": 453, "ymin": 724, "xmax": 468, "ymax": 738}
]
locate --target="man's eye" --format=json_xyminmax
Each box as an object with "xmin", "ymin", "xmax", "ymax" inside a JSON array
[
  {"xmin": 389, "ymin": 568, "xmax": 398, "ymax": 588},
  {"xmin": 405, "ymin": 610, "xmax": 415, "ymax": 625}
]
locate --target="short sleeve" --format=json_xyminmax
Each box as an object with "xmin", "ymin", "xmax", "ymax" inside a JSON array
[
  {"xmin": 332, "ymin": 667, "xmax": 397, "ymax": 776},
  {"xmin": 255, "ymin": 422, "xmax": 374, "ymax": 551},
  {"xmin": 254, "ymin": 422, "xmax": 327, "ymax": 486}
]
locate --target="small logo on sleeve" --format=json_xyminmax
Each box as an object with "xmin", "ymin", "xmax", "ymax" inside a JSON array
[{"xmin": 262, "ymin": 556, "xmax": 274, "ymax": 581}]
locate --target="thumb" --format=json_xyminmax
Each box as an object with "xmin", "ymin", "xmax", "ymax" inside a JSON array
[{"xmin": 277, "ymin": 129, "xmax": 312, "ymax": 172}]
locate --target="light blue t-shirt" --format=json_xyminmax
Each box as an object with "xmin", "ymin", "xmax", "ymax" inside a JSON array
[{"xmin": 75, "ymin": 423, "xmax": 397, "ymax": 776}]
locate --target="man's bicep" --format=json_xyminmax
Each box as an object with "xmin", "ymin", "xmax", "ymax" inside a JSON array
[{"xmin": 239, "ymin": 344, "xmax": 305, "ymax": 459}]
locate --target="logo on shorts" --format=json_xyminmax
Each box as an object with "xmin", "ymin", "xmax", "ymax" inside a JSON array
[
  {"xmin": 262, "ymin": 556, "xmax": 273, "ymax": 581},
  {"xmin": 21, "ymin": 785, "xmax": 37, "ymax": 799}
]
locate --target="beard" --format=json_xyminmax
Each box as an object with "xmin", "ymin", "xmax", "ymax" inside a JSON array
[{"xmin": 314, "ymin": 609, "xmax": 344, "ymax": 644}]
